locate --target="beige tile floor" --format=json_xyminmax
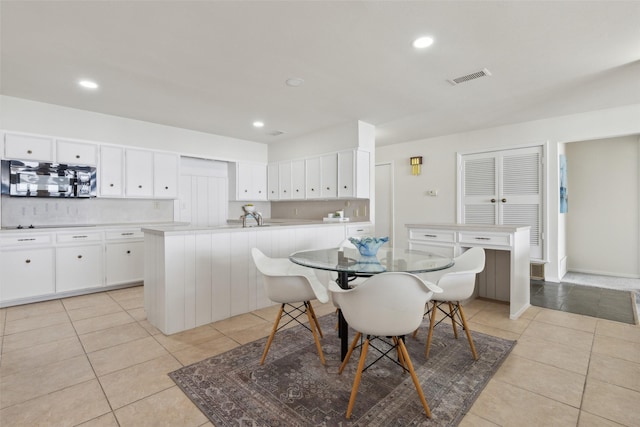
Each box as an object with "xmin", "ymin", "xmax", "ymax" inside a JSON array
[{"xmin": 0, "ymin": 286, "xmax": 638, "ymax": 426}]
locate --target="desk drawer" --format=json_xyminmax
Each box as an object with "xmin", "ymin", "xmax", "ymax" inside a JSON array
[
  {"xmin": 459, "ymin": 232, "xmax": 511, "ymax": 247},
  {"xmin": 409, "ymin": 229, "xmax": 455, "ymax": 244}
]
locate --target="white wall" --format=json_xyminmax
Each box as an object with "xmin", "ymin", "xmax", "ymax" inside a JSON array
[
  {"xmin": 376, "ymin": 103, "xmax": 640, "ymax": 282},
  {"xmin": 268, "ymin": 120, "xmax": 374, "ymax": 162},
  {"xmin": 565, "ymin": 135, "xmax": 639, "ymax": 277},
  {"xmin": 0, "ymin": 95, "xmax": 268, "ymax": 162}
]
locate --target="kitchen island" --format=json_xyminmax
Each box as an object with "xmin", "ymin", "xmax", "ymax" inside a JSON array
[{"xmin": 143, "ymin": 221, "xmax": 372, "ymax": 334}]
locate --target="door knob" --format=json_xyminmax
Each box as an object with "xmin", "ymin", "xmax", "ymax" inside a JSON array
[
  {"xmin": 491, "ymin": 199, "xmax": 496, "ymax": 203},
  {"xmin": 502, "ymin": 198, "xmax": 507, "ymax": 203}
]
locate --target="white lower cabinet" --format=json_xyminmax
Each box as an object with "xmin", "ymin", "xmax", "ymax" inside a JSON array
[
  {"xmin": 0, "ymin": 247, "xmax": 55, "ymax": 301},
  {"xmin": 55, "ymin": 244, "xmax": 104, "ymax": 292},
  {"xmin": 106, "ymin": 241, "xmax": 144, "ymax": 285}
]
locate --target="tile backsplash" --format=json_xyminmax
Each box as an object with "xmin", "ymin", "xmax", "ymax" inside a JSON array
[
  {"xmin": 270, "ymin": 199, "xmax": 370, "ymax": 221},
  {"xmin": 1, "ymin": 195, "xmax": 174, "ymax": 228}
]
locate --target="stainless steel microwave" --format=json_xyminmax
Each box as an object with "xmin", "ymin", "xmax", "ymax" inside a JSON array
[{"xmin": 1, "ymin": 160, "xmax": 97, "ymax": 198}]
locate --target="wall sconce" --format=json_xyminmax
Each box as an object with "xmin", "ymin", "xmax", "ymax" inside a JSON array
[{"xmin": 410, "ymin": 156, "xmax": 423, "ymax": 176}]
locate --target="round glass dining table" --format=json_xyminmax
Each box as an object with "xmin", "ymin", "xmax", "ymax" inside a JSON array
[{"xmin": 289, "ymin": 246, "xmax": 454, "ymax": 359}]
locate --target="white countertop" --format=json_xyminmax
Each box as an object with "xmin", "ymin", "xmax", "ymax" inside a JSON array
[
  {"xmin": 142, "ymin": 219, "xmax": 371, "ymax": 235},
  {"xmin": 405, "ymin": 223, "xmax": 530, "ymax": 232}
]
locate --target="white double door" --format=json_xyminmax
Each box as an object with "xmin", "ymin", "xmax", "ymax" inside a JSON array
[{"xmin": 459, "ymin": 145, "xmax": 544, "ymax": 260}]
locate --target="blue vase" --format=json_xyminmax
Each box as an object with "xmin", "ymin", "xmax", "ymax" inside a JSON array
[{"xmin": 348, "ymin": 236, "xmax": 389, "ymax": 257}]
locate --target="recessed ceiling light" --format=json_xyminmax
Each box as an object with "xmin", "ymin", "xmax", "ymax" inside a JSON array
[
  {"xmin": 285, "ymin": 77, "xmax": 304, "ymax": 87},
  {"xmin": 78, "ymin": 79, "xmax": 99, "ymax": 89},
  {"xmin": 253, "ymin": 121, "xmax": 265, "ymax": 128},
  {"xmin": 412, "ymin": 36, "xmax": 434, "ymax": 49}
]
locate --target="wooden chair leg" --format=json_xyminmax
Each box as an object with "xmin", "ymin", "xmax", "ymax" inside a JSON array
[
  {"xmin": 305, "ymin": 302, "xmax": 326, "ymax": 365},
  {"xmin": 339, "ymin": 332, "xmax": 362, "ymax": 374},
  {"xmin": 458, "ymin": 304, "xmax": 478, "ymax": 360},
  {"xmin": 260, "ymin": 304, "xmax": 284, "ymax": 365},
  {"xmin": 425, "ymin": 301, "xmax": 437, "ymax": 358},
  {"xmin": 335, "ymin": 308, "xmax": 340, "ymax": 331},
  {"xmin": 448, "ymin": 302, "xmax": 459, "ymax": 338},
  {"xmin": 307, "ymin": 301, "xmax": 323, "ymax": 338},
  {"xmin": 346, "ymin": 338, "xmax": 370, "ymax": 419},
  {"xmin": 398, "ymin": 339, "xmax": 432, "ymax": 418},
  {"xmin": 393, "ymin": 336, "xmax": 407, "ymax": 371}
]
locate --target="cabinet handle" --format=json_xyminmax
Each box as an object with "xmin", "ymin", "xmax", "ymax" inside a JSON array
[
  {"xmin": 311, "ymin": 188, "xmax": 315, "ymax": 191},
  {"xmin": 27, "ymin": 149, "xmax": 33, "ymax": 154},
  {"xmin": 75, "ymin": 154, "xmax": 80, "ymax": 159},
  {"xmin": 122, "ymin": 232, "xmax": 134, "ymax": 236},
  {"xmin": 110, "ymin": 183, "xmax": 114, "ymax": 187},
  {"xmin": 501, "ymin": 198, "xmax": 507, "ymax": 203},
  {"xmin": 126, "ymin": 250, "xmax": 131, "ymax": 254},
  {"xmin": 326, "ymin": 187, "xmax": 330, "ymax": 190},
  {"xmin": 165, "ymin": 186, "xmax": 169, "ymax": 190},
  {"xmin": 72, "ymin": 235, "xmax": 88, "ymax": 239},
  {"xmin": 244, "ymin": 189, "xmax": 248, "ymax": 192},
  {"xmin": 138, "ymin": 185, "xmax": 142, "ymax": 189},
  {"xmin": 258, "ymin": 190, "xmax": 262, "ymax": 194},
  {"xmin": 344, "ymin": 185, "xmax": 347, "ymax": 189},
  {"xmin": 423, "ymin": 234, "xmax": 437, "ymax": 238},
  {"xmin": 491, "ymin": 199, "xmax": 496, "ymax": 203},
  {"xmin": 283, "ymin": 190, "xmax": 287, "ymax": 193},
  {"xmin": 18, "ymin": 238, "xmax": 36, "ymax": 242},
  {"xmin": 77, "ymin": 255, "xmax": 83, "ymax": 259},
  {"xmin": 25, "ymin": 259, "xmax": 31, "ymax": 264},
  {"xmin": 295, "ymin": 189, "xmax": 299, "ymax": 192},
  {"xmin": 474, "ymin": 237, "xmax": 491, "ymax": 241}
]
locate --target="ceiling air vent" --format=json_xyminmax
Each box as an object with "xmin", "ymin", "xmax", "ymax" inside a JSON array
[
  {"xmin": 447, "ymin": 68, "xmax": 492, "ymax": 86},
  {"xmin": 267, "ymin": 130, "xmax": 285, "ymax": 137}
]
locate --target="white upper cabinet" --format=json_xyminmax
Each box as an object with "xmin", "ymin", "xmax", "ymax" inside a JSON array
[
  {"xmin": 229, "ymin": 162, "xmax": 267, "ymax": 201},
  {"xmin": 125, "ymin": 149, "xmax": 154, "ymax": 198},
  {"xmin": 267, "ymin": 163, "xmax": 279, "ymax": 200},
  {"xmin": 278, "ymin": 162, "xmax": 292, "ymax": 200},
  {"xmin": 321, "ymin": 153, "xmax": 338, "ymax": 198},
  {"xmin": 4, "ymin": 132, "xmax": 54, "ymax": 162},
  {"xmin": 305, "ymin": 157, "xmax": 321, "ymax": 199},
  {"xmin": 56, "ymin": 139, "xmax": 98, "ymax": 166},
  {"xmin": 338, "ymin": 150, "xmax": 370, "ymax": 199},
  {"xmin": 153, "ymin": 152, "xmax": 179, "ymax": 199},
  {"xmin": 290, "ymin": 159, "xmax": 306, "ymax": 200},
  {"xmin": 100, "ymin": 145, "xmax": 124, "ymax": 197}
]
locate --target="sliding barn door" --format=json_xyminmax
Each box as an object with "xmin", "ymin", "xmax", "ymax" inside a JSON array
[{"xmin": 460, "ymin": 145, "xmax": 543, "ymax": 260}]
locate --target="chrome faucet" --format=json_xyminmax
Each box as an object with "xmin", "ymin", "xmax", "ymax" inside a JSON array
[{"xmin": 241, "ymin": 211, "xmax": 263, "ymax": 227}]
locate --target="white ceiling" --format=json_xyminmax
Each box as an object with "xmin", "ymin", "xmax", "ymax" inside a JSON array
[{"xmin": 1, "ymin": 1, "xmax": 639, "ymax": 147}]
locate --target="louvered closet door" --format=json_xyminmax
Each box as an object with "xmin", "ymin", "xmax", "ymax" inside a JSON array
[{"xmin": 461, "ymin": 146, "xmax": 543, "ymax": 260}]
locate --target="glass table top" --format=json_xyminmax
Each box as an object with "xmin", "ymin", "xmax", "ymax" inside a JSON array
[{"xmin": 289, "ymin": 246, "xmax": 454, "ymax": 275}]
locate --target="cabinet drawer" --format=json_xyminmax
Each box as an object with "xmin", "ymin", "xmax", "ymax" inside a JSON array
[
  {"xmin": 347, "ymin": 224, "xmax": 374, "ymax": 237},
  {"xmin": 409, "ymin": 241, "xmax": 456, "ymax": 258},
  {"xmin": 105, "ymin": 229, "xmax": 143, "ymax": 240},
  {"xmin": 56, "ymin": 139, "xmax": 98, "ymax": 166},
  {"xmin": 56, "ymin": 231, "xmax": 103, "ymax": 243},
  {"xmin": 459, "ymin": 232, "xmax": 512, "ymax": 247},
  {"xmin": 408, "ymin": 229, "xmax": 456, "ymax": 243},
  {"xmin": 0, "ymin": 233, "xmax": 53, "ymax": 247},
  {"xmin": 4, "ymin": 133, "xmax": 54, "ymax": 162}
]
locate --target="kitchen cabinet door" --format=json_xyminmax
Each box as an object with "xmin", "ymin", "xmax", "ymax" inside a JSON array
[
  {"xmin": 305, "ymin": 157, "xmax": 321, "ymax": 199},
  {"xmin": 4, "ymin": 132, "xmax": 54, "ymax": 162},
  {"xmin": 56, "ymin": 139, "xmax": 98, "ymax": 166},
  {"xmin": 125, "ymin": 149, "xmax": 154, "ymax": 198},
  {"xmin": 229, "ymin": 162, "xmax": 267, "ymax": 201},
  {"xmin": 153, "ymin": 152, "xmax": 179, "ymax": 198},
  {"xmin": 320, "ymin": 153, "xmax": 338, "ymax": 198},
  {"xmin": 55, "ymin": 244, "xmax": 104, "ymax": 292},
  {"xmin": 278, "ymin": 162, "xmax": 292, "ymax": 200},
  {"xmin": 106, "ymin": 241, "xmax": 144, "ymax": 285},
  {"xmin": 267, "ymin": 163, "xmax": 279, "ymax": 200},
  {"xmin": 338, "ymin": 150, "xmax": 370, "ymax": 198},
  {"xmin": 290, "ymin": 159, "xmax": 305, "ymax": 199},
  {"xmin": 0, "ymin": 247, "xmax": 55, "ymax": 302},
  {"xmin": 100, "ymin": 145, "xmax": 124, "ymax": 197}
]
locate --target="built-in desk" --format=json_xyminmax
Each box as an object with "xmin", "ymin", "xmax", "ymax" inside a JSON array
[{"xmin": 406, "ymin": 223, "xmax": 531, "ymax": 319}]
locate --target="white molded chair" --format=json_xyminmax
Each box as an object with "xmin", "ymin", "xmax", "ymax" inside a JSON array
[
  {"xmin": 414, "ymin": 247, "xmax": 485, "ymax": 360},
  {"xmin": 329, "ymin": 272, "xmax": 443, "ymax": 419},
  {"xmin": 251, "ymin": 248, "xmax": 329, "ymax": 365}
]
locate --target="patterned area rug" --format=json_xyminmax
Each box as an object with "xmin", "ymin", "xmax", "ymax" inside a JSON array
[{"xmin": 170, "ymin": 314, "xmax": 515, "ymax": 426}]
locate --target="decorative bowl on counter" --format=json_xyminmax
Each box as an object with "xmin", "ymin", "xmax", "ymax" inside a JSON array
[{"xmin": 348, "ymin": 236, "xmax": 389, "ymax": 257}]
